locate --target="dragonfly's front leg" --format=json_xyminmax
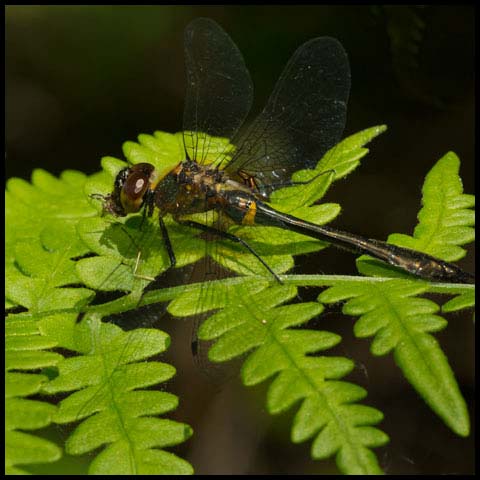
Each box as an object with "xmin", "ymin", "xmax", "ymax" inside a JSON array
[{"xmin": 159, "ymin": 215, "xmax": 176, "ymax": 268}]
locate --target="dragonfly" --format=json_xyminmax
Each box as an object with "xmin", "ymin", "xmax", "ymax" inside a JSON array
[{"xmin": 93, "ymin": 17, "xmax": 473, "ymax": 287}]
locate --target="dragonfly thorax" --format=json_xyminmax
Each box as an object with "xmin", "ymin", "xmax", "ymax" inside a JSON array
[
  {"xmin": 154, "ymin": 160, "xmax": 255, "ymax": 219},
  {"xmin": 174, "ymin": 160, "xmax": 226, "ymax": 192}
]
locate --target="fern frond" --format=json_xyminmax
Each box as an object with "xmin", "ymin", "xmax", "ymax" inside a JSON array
[
  {"xmin": 6, "ymin": 170, "xmax": 96, "ymax": 310},
  {"xmin": 41, "ymin": 313, "xmax": 193, "ymax": 475},
  {"xmin": 392, "ymin": 152, "xmax": 474, "ymax": 259},
  {"xmin": 357, "ymin": 152, "xmax": 475, "ymax": 280},
  {"xmin": 169, "ymin": 280, "xmax": 389, "ymax": 474},
  {"xmin": 441, "ymin": 290, "xmax": 475, "ymax": 313},
  {"xmin": 5, "ymin": 314, "xmax": 63, "ymax": 474},
  {"xmin": 270, "ymin": 125, "xmax": 387, "ymax": 213},
  {"xmin": 319, "ymin": 279, "xmax": 470, "ymax": 436},
  {"xmin": 5, "ymin": 168, "xmax": 194, "ymax": 474}
]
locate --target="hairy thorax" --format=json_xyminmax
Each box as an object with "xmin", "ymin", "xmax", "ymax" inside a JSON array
[{"xmin": 154, "ymin": 160, "xmax": 248, "ymax": 217}]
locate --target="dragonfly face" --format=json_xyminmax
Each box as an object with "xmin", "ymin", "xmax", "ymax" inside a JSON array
[{"xmin": 98, "ymin": 163, "xmax": 157, "ymax": 217}]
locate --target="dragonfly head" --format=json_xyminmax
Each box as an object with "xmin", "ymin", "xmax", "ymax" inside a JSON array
[{"xmin": 92, "ymin": 163, "xmax": 156, "ymax": 217}]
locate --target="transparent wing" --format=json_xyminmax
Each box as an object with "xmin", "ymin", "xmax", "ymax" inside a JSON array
[
  {"xmin": 225, "ymin": 37, "xmax": 351, "ymax": 193},
  {"xmin": 183, "ymin": 18, "xmax": 253, "ymax": 166}
]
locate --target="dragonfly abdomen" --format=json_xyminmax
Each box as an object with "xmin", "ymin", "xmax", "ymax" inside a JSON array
[
  {"xmin": 254, "ymin": 201, "xmax": 473, "ymax": 283},
  {"xmin": 218, "ymin": 188, "xmax": 259, "ymax": 225}
]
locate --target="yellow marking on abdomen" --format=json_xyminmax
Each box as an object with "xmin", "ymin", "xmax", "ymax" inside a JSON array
[{"xmin": 242, "ymin": 201, "xmax": 257, "ymax": 225}]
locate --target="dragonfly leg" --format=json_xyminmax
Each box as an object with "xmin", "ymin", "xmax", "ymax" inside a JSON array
[
  {"xmin": 177, "ymin": 219, "xmax": 282, "ymax": 283},
  {"xmin": 300, "ymin": 168, "xmax": 336, "ymax": 183},
  {"xmin": 269, "ymin": 168, "xmax": 336, "ymax": 190},
  {"xmin": 139, "ymin": 192, "xmax": 155, "ymax": 229},
  {"xmin": 159, "ymin": 216, "xmax": 176, "ymax": 268}
]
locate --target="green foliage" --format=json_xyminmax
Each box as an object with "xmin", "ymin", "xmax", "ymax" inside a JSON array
[
  {"xmin": 5, "ymin": 317, "xmax": 62, "ymax": 475},
  {"xmin": 170, "ymin": 280, "xmax": 389, "ymax": 474},
  {"xmin": 357, "ymin": 152, "xmax": 475, "ymax": 278},
  {"xmin": 6, "ymin": 170, "xmax": 95, "ymax": 311},
  {"xmin": 5, "ymin": 127, "xmax": 474, "ymax": 475},
  {"xmin": 5, "ymin": 169, "xmax": 193, "ymax": 475},
  {"xmin": 42, "ymin": 313, "xmax": 193, "ymax": 475},
  {"xmin": 319, "ymin": 280, "xmax": 469, "ymax": 436}
]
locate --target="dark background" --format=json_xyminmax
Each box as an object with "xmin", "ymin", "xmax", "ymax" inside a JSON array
[{"xmin": 6, "ymin": 5, "xmax": 474, "ymax": 475}]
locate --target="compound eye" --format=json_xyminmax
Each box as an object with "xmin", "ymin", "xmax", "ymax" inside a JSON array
[
  {"xmin": 125, "ymin": 172, "xmax": 149, "ymax": 198},
  {"xmin": 120, "ymin": 170, "xmax": 150, "ymax": 213}
]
